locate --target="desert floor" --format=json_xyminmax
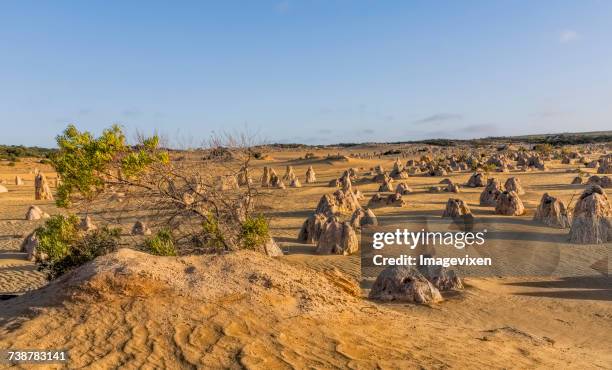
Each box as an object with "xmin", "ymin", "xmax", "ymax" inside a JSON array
[{"xmin": 0, "ymin": 149, "xmax": 611, "ymax": 369}]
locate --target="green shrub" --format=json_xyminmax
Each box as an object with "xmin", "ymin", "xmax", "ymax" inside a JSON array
[
  {"xmin": 44, "ymin": 228, "xmax": 120, "ymax": 279},
  {"xmin": 51, "ymin": 124, "xmax": 168, "ymax": 207},
  {"xmin": 201, "ymin": 213, "xmax": 226, "ymax": 251},
  {"xmin": 534, "ymin": 143, "xmax": 553, "ymax": 155},
  {"xmin": 145, "ymin": 229, "xmax": 176, "ymax": 256},
  {"xmin": 35, "ymin": 215, "xmax": 120, "ymax": 279},
  {"xmin": 239, "ymin": 214, "xmax": 270, "ymax": 251},
  {"xmin": 481, "ymin": 163, "xmax": 497, "ymax": 174},
  {"xmin": 197, "ymin": 213, "xmax": 270, "ymax": 252},
  {"xmin": 35, "ymin": 215, "xmax": 81, "ymax": 263}
]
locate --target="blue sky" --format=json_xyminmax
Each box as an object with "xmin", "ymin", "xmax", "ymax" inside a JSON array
[{"xmin": 1, "ymin": 0, "xmax": 611, "ymax": 147}]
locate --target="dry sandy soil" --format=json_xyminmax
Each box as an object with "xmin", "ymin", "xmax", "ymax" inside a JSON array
[{"xmin": 0, "ymin": 149, "xmax": 611, "ymax": 369}]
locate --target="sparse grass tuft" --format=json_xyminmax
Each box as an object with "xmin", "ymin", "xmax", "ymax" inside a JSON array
[
  {"xmin": 239, "ymin": 215, "xmax": 270, "ymax": 251},
  {"xmin": 145, "ymin": 229, "xmax": 176, "ymax": 256}
]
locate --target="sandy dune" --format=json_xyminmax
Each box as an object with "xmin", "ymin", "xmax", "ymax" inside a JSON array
[{"xmin": 1, "ymin": 249, "xmax": 610, "ymax": 369}]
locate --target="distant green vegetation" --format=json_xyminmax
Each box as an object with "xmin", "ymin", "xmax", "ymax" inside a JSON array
[
  {"xmin": 534, "ymin": 143, "xmax": 554, "ymax": 155},
  {"xmin": 336, "ymin": 142, "xmax": 360, "ymax": 147},
  {"xmin": 375, "ymin": 131, "xmax": 612, "ymax": 147},
  {"xmin": 0, "ymin": 145, "xmax": 56, "ymax": 161},
  {"xmin": 487, "ymin": 133, "xmax": 612, "ymax": 146},
  {"xmin": 266, "ymin": 143, "xmax": 310, "ymax": 149},
  {"xmin": 382, "ymin": 149, "xmax": 402, "ymax": 155},
  {"xmin": 419, "ymin": 139, "xmax": 456, "ymax": 147}
]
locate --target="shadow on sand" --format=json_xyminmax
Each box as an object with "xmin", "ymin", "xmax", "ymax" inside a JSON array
[
  {"xmin": 506, "ymin": 276, "xmax": 612, "ymax": 301},
  {"xmin": 528, "ymin": 184, "xmax": 585, "ymax": 191}
]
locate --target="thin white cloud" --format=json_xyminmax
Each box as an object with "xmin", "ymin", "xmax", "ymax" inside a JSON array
[
  {"xmin": 559, "ymin": 29, "xmax": 579, "ymax": 43},
  {"xmin": 275, "ymin": 1, "xmax": 290, "ymax": 14},
  {"xmin": 413, "ymin": 113, "xmax": 463, "ymax": 124}
]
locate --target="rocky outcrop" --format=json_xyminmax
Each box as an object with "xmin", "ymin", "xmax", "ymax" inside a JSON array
[
  {"xmin": 131, "ymin": 221, "xmax": 152, "ymax": 235},
  {"xmin": 368, "ymin": 266, "xmax": 443, "ymax": 304},
  {"xmin": 262, "ymin": 237, "xmax": 284, "ymax": 257},
  {"xmin": 349, "ymin": 208, "xmax": 378, "ymax": 229},
  {"xmin": 21, "ymin": 232, "xmax": 46, "ymax": 262},
  {"xmin": 587, "ymin": 175, "xmax": 611, "ymax": 189},
  {"xmin": 34, "ymin": 172, "xmax": 53, "ymax": 200},
  {"xmin": 395, "ymin": 183, "xmax": 412, "ymax": 195},
  {"xmin": 305, "ymin": 166, "xmax": 316, "ymax": 183},
  {"xmin": 25, "ymin": 205, "xmax": 49, "ymax": 221},
  {"xmin": 479, "ymin": 178, "xmax": 502, "ymax": 206},
  {"xmin": 386, "ymin": 193, "xmax": 407, "ymax": 207},
  {"xmin": 79, "ymin": 216, "xmax": 97, "ymax": 231},
  {"xmin": 442, "ymin": 198, "xmax": 471, "ymax": 218},
  {"xmin": 378, "ymin": 179, "xmax": 394, "ymax": 192},
  {"xmin": 495, "ymin": 191, "xmax": 525, "ymax": 216},
  {"xmin": 315, "ymin": 189, "xmax": 361, "ymax": 216},
  {"xmin": 290, "ymin": 178, "xmax": 302, "ymax": 188},
  {"xmin": 298, "ymin": 212, "xmax": 328, "ymax": 244},
  {"xmin": 282, "ymin": 166, "xmax": 297, "ymax": 182},
  {"xmin": 533, "ymin": 193, "xmax": 571, "ymax": 228},
  {"xmin": 568, "ymin": 186, "xmax": 611, "ymax": 244},
  {"xmin": 504, "ymin": 177, "xmax": 525, "ymax": 195},
  {"xmin": 416, "ymin": 257, "xmax": 463, "ymax": 291},
  {"xmin": 316, "ymin": 219, "xmax": 359, "ymax": 255},
  {"xmin": 466, "ymin": 172, "xmax": 486, "ymax": 187}
]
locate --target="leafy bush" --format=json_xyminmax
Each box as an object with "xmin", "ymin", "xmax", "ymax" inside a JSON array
[
  {"xmin": 51, "ymin": 124, "xmax": 168, "ymax": 207},
  {"xmin": 200, "ymin": 213, "xmax": 227, "ymax": 251},
  {"xmin": 144, "ymin": 229, "xmax": 176, "ymax": 256},
  {"xmin": 35, "ymin": 215, "xmax": 81, "ymax": 262},
  {"xmin": 534, "ymin": 143, "xmax": 553, "ymax": 155},
  {"xmin": 481, "ymin": 163, "xmax": 497, "ymax": 174},
  {"xmin": 197, "ymin": 214, "xmax": 270, "ymax": 252},
  {"xmin": 35, "ymin": 215, "xmax": 120, "ymax": 279},
  {"xmin": 44, "ymin": 228, "xmax": 120, "ymax": 279},
  {"xmin": 239, "ymin": 215, "xmax": 270, "ymax": 251}
]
